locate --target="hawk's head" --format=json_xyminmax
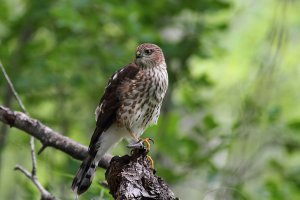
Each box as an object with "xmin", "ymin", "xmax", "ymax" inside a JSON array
[{"xmin": 135, "ymin": 43, "xmax": 165, "ymax": 68}]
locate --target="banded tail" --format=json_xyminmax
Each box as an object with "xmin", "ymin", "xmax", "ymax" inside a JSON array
[
  {"xmin": 71, "ymin": 154, "xmax": 98, "ymax": 195},
  {"xmin": 71, "ymin": 125, "xmax": 124, "ymax": 195}
]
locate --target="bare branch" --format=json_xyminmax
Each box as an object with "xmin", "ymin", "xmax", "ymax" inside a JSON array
[
  {"xmin": 14, "ymin": 165, "xmax": 59, "ymax": 200},
  {"xmin": 0, "ymin": 105, "xmax": 112, "ymax": 168}
]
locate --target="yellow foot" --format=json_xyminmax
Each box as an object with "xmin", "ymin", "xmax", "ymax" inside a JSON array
[
  {"xmin": 147, "ymin": 155, "xmax": 155, "ymax": 169},
  {"xmin": 142, "ymin": 138, "xmax": 154, "ymax": 151},
  {"xmin": 127, "ymin": 137, "xmax": 155, "ymax": 169},
  {"xmin": 143, "ymin": 138, "xmax": 155, "ymax": 169}
]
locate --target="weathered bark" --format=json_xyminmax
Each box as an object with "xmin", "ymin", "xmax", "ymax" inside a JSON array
[{"xmin": 106, "ymin": 148, "xmax": 179, "ymax": 200}]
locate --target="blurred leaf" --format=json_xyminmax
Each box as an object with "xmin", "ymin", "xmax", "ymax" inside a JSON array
[
  {"xmin": 203, "ymin": 114, "xmax": 218, "ymax": 130},
  {"xmin": 268, "ymin": 106, "xmax": 281, "ymax": 122},
  {"xmin": 288, "ymin": 120, "xmax": 300, "ymax": 131}
]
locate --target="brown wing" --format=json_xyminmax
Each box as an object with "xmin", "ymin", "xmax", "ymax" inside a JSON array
[{"xmin": 88, "ymin": 63, "xmax": 140, "ymax": 155}]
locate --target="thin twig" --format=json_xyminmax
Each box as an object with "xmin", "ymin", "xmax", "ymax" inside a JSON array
[
  {"xmin": 30, "ymin": 137, "xmax": 37, "ymax": 175},
  {"xmin": 0, "ymin": 61, "xmax": 28, "ymax": 115},
  {"xmin": 14, "ymin": 165, "xmax": 32, "ymax": 179},
  {"xmin": 14, "ymin": 165, "xmax": 58, "ymax": 200},
  {"xmin": 0, "ymin": 61, "xmax": 57, "ymax": 199}
]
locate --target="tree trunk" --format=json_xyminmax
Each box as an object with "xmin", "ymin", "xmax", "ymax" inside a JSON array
[{"xmin": 106, "ymin": 148, "xmax": 179, "ymax": 200}]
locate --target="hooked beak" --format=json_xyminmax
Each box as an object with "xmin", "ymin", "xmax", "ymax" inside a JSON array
[{"xmin": 136, "ymin": 51, "xmax": 143, "ymax": 59}]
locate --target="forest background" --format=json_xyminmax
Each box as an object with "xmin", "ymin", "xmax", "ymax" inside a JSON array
[{"xmin": 0, "ymin": 0, "xmax": 300, "ymax": 199}]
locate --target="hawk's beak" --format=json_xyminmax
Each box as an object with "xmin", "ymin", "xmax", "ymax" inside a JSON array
[{"xmin": 136, "ymin": 51, "xmax": 142, "ymax": 59}]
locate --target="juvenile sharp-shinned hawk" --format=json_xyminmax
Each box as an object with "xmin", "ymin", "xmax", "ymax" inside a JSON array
[{"xmin": 71, "ymin": 43, "xmax": 168, "ymax": 195}]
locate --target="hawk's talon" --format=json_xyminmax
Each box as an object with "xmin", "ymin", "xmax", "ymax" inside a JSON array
[
  {"xmin": 142, "ymin": 138, "xmax": 154, "ymax": 151},
  {"xmin": 147, "ymin": 155, "xmax": 155, "ymax": 169},
  {"xmin": 145, "ymin": 137, "xmax": 154, "ymax": 144}
]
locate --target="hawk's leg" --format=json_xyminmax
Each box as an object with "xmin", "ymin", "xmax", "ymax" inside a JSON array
[
  {"xmin": 127, "ymin": 137, "xmax": 154, "ymax": 151},
  {"xmin": 127, "ymin": 132, "xmax": 155, "ymax": 168},
  {"xmin": 129, "ymin": 130, "xmax": 139, "ymax": 142},
  {"xmin": 127, "ymin": 130, "xmax": 142, "ymax": 148}
]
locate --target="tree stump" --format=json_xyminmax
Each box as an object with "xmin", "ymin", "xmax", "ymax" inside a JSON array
[{"xmin": 105, "ymin": 148, "xmax": 179, "ymax": 200}]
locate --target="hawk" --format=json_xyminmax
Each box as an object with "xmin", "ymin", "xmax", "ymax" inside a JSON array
[{"xmin": 71, "ymin": 43, "xmax": 168, "ymax": 195}]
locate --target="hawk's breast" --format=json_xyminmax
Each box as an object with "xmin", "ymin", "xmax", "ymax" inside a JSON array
[{"xmin": 117, "ymin": 64, "xmax": 168, "ymax": 137}]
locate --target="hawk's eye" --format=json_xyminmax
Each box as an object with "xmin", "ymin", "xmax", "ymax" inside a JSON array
[{"xmin": 144, "ymin": 49, "xmax": 153, "ymax": 55}]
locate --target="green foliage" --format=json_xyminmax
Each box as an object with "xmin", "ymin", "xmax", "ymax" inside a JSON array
[{"xmin": 1, "ymin": 0, "xmax": 300, "ymax": 199}]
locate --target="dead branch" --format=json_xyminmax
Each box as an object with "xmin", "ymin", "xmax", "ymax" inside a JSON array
[{"xmin": 0, "ymin": 106, "xmax": 112, "ymax": 168}]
